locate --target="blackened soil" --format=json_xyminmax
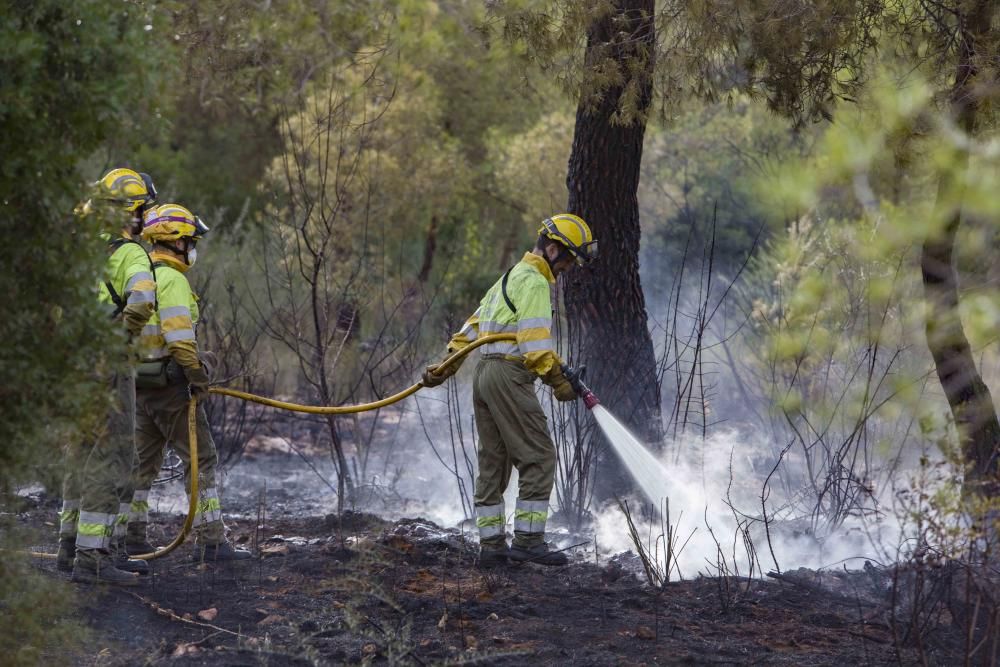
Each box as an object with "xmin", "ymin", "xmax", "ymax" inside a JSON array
[{"xmin": 20, "ymin": 502, "xmax": 969, "ymax": 666}]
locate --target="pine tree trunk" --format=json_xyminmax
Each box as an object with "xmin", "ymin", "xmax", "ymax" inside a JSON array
[
  {"xmin": 564, "ymin": 0, "xmax": 661, "ymax": 499},
  {"xmin": 922, "ymin": 0, "xmax": 999, "ymax": 498}
]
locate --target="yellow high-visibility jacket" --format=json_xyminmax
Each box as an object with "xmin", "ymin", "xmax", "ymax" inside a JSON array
[
  {"xmin": 137, "ymin": 253, "xmax": 200, "ymax": 370},
  {"xmin": 448, "ymin": 252, "xmax": 564, "ymax": 379},
  {"xmin": 99, "ymin": 233, "xmax": 156, "ymax": 335}
]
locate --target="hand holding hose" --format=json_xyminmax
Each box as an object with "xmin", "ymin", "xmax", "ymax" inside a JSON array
[
  {"xmin": 561, "ymin": 364, "xmax": 587, "ymax": 394},
  {"xmin": 184, "ymin": 364, "xmax": 211, "ymax": 397},
  {"xmin": 544, "ymin": 364, "xmax": 580, "ymax": 402},
  {"xmin": 421, "ymin": 360, "xmax": 459, "ymax": 387},
  {"xmin": 551, "ymin": 377, "xmax": 577, "ymax": 401},
  {"xmin": 561, "ymin": 364, "xmax": 600, "ymax": 409}
]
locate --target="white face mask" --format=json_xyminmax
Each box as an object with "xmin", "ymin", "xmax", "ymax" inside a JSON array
[{"xmin": 186, "ymin": 247, "xmax": 198, "ymax": 267}]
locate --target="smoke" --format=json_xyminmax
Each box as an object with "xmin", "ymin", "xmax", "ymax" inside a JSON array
[{"xmin": 589, "ymin": 421, "xmax": 905, "ymax": 578}]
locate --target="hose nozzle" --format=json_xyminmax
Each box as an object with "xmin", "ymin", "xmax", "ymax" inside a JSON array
[{"xmin": 561, "ymin": 364, "xmax": 600, "ymax": 410}]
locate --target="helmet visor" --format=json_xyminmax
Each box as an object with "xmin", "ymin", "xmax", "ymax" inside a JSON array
[
  {"xmin": 192, "ymin": 216, "xmax": 210, "ymax": 239},
  {"xmin": 575, "ymin": 239, "xmax": 598, "ymax": 265},
  {"xmin": 139, "ymin": 173, "xmax": 158, "ymax": 203}
]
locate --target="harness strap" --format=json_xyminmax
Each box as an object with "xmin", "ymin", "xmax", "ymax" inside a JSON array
[
  {"xmin": 105, "ymin": 280, "xmax": 125, "ymax": 318},
  {"xmin": 501, "ymin": 267, "xmax": 517, "ymax": 314},
  {"xmin": 105, "ymin": 238, "xmax": 158, "ymax": 317}
]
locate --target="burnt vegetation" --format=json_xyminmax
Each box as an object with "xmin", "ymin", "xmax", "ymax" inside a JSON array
[{"xmin": 3, "ymin": 0, "xmax": 1000, "ymax": 665}]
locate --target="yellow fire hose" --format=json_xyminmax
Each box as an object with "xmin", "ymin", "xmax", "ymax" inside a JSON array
[
  {"xmin": 31, "ymin": 333, "xmax": 517, "ymax": 564},
  {"xmin": 205, "ymin": 333, "xmax": 516, "ymax": 414}
]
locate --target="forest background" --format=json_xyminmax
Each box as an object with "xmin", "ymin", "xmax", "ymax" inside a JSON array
[{"xmin": 2, "ymin": 0, "xmax": 999, "ymax": 659}]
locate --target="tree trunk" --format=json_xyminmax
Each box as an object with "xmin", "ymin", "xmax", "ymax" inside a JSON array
[
  {"xmin": 564, "ymin": 0, "xmax": 661, "ymax": 499},
  {"xmin": 922, "ymin": 0, "xmax": 999, "ymax": 498}
]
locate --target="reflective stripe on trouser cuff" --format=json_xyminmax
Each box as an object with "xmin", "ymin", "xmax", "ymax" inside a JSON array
[
  {"xmin": 113, "ymin": 502, "xmax": 130, "ymax": 539},
  {"xmin": 513, "ymin": 499, "xmax": 548, "ymax": 534},
  {"xmin": 130, "ymin": 489, "xmax": 150, "ymax": 522},
  {"xmin": 76, "ymin": 511, "xmax": 115, "ymax": 549},
  {"xmin": 59, "ymin": 500, "xmax": 80, "ymax": 536},
  {"xmin": 475, "ymin": 503, "xmax": 506, "ymax": 540},
  {"xmin": 191, "ymin": 487, "xmax": 222, "ymax": 527}
]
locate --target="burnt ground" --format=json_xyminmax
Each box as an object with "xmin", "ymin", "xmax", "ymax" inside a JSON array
[
  {"xmin": 15, "ymin": 485, "xmax": 984, "ymax": 667},
  {"xmin": 11, "ymin": 438, "xmax": 995, "ymax": 665}
]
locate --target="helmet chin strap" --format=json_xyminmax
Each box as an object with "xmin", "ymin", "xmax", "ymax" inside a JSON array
[{"xmin": 545, "ymin": 244, "xmax": 573, "ymax": 273}]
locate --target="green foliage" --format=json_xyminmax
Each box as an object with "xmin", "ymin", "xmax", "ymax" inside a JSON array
[
  {"xmin": 663, "ymin": 0, "xmax": 883, "ymax": 122},
  {"xmin": 639, "ymin": 99, "xmax": 802, "ymax": 290},
  {"xmin": 134, "ymin": 0, "xmax": 383, "ymax": 228},
  {"xmin": 217, "ymin": 0, "xmax": 568, "ymax": 353},
  {"xmin": 0, "ymin": 0, "xmax": 159, "ymax": 487},
  {"xmin": 0, "ymin": 0, "xmax": 165, "ymax": 660},
  {"xmin": 0, "ymin": 544, "xmax": 86, "ymax": 664}
]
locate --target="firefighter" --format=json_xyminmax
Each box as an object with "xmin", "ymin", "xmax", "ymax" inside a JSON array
[
  {"xmin": 59, "ymin": 168, "xmax": 158, "ymax": 584},
  {"xmin": 423, "ymin": 214, "xmax": 597, "ymax": 566},
  {"xmin": 127, "ymin": 203, "xmax": 250, "ymax": 561}
]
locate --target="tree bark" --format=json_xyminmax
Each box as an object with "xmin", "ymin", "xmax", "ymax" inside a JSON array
[
  {"xmin": 564, "ymin": 0, "xmax": 661, "ymax": 499},
  {"xmin": 922, "ymin": 0, "xmax": 999, "ymax": 498}
]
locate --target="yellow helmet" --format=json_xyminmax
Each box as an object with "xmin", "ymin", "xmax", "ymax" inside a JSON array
[
  {"xmin": 538, "ymin": 213, "xmax": 597, "ymax": 265},
  {"xmin": 141, "ymin": 204, "xmax": 210, "ymax": 243},
  {"xmin": 96, "ymin": 168, "xmax": 157, "ymax": 212}
]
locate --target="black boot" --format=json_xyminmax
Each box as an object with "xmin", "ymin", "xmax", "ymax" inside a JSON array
[
  {"xmin": 477, "ymin": 543, "xmax": 509, "ymax": 568},
  {"xmin": 71, "ymin": 549, "xmax": 140, "ymax": 586},
  {"xmin": 508, "ymin": 542, "xmax": 569, "ymax": 566},
  {"xmin": 114, "ymin": 540, "xmax": 149, "ymax": 575}
]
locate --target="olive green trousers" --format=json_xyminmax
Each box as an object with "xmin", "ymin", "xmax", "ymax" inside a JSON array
[
  {"xmin": 472, "ymin": 357, "xmax": 556, "ymax": 548},
  {"xmin": 129, "ymin": 382, "xmax": 224, "ymax": 544},
  {"xmin": 59, "ymin": 370, "xmax": 137, "ymax": 550}
]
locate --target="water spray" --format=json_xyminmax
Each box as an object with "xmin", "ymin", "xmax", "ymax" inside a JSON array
[{"xmin": 563, "ymin": 364, "xmax": 673, "ymax": 508}]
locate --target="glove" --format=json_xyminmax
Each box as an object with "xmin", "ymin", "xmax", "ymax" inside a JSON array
[
  {"xmin": 122, "ymin": 302, "xmax": 154, "ymax": 338},
  {"xmin": 551, "ymin": 376, "xmax": 578, "ymax": 402},
  {"xmin": 421, "ymin": 361, "xmax": 458, "ymax": 387},
  {"xmin": 183, "ymin": 364, "xmax": 211, "ymax": 396},
  {"xmin": 544, "ymin": 366, "xmax": 578, "ymax": 402}
]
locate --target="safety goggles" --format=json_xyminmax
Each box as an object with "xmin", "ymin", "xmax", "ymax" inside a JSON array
[{"xmin": 542, "ymin": 218, "xmax": 599, "ymax": 265}]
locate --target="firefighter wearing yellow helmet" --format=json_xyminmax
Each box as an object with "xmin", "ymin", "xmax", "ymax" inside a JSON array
[
  {"xmin": 126, "ymin": 204, "xmax": 250, "ymax": 562},
  {"xmin": 59, "ymin": 168, "xmax": 159, "ymax": 584},
  {"xmin": 422, "ymin": 213, "xmax": 597, "ymax": 567}
]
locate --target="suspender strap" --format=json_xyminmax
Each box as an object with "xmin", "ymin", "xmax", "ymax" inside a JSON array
[
  {"xmin": 501, "ymin": 267, "xmax": 517, "ymax": 314},
  {"xmin": 105, "ymin": 280, "xmax": 125, "ymax": 318},
  {"xmin": 105, "ymin": 238, "xmax": 158, "ymax": 316}
]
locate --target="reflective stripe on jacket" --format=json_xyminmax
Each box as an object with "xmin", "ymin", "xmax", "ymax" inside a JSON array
[
  {"xmin": 448, "ymin": 252, "xmax": 563, "ymax": 377},
  {"xmin": 138, "ymin": 253, "xmax": 200, "ymax": 368},
  {"xmin": 99, "ymin": 235, "xmax": 156, "ymax": 312}
]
